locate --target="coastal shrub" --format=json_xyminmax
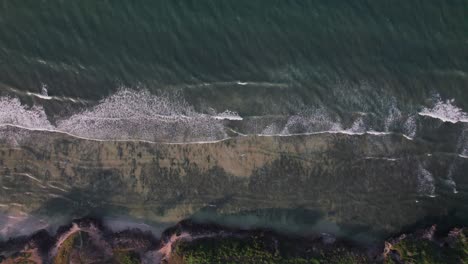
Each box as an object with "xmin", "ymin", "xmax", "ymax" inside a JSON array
[
  {"xmin": 170, "ymin": 236, "xmax": 369, "ymax": 264},
  {"xmin": 113, "ymin": 250, "xmax": 140, "ymax": 264},
  {"xmin": 53, "ymin": 232, "xmax": 79, "ymax": 264},
  {"xmin": 2, "ymin": 252, "xmax": 36, "ymax": 264},
  {"xmin": 387, "ymin": 230, "xmax": 468, "ymax": 264}
]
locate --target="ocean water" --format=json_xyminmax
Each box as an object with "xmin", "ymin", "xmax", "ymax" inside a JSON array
[{"xmin": 0, "ymin": 0, "xmax": 468, "ymax": 241}]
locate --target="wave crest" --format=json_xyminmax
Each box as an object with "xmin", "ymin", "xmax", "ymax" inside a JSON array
[
  {"xmin": 0, "ymin": 89, "xmax": 230, "ymax": 143},
  {"xmin": 419, "ymin": 98, "xmax": 468, "ymax": 123},
  {"xmin": 0, "ymin": 97, "xmax": 53, "ymax": 129}
]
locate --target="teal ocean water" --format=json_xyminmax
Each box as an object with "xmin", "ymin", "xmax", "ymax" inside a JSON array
[
  {"xmin": 0, "ymin": 1, "xmax": 467, "ymax": 242},
  {"xmin": 1, "ymin": 1, "xmax": 467, "ymax": 113}
]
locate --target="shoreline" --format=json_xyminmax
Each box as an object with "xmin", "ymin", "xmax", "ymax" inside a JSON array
[{"xmin": 0, "ymin": 217, "xmax": 466, "ymax": 263}]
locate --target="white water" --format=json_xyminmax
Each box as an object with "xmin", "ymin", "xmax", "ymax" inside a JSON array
[
  {"xmin": 461, "ymin": 129, "xmax": 468, "ymax": 157},
  {"xmin": 280, "ymin": 108, "xmax": 343, "ymax": 135},
  {"xmin": 212, "ymin": 110, "xmax": 243, "ymax": 120},
  {"xmin": 444, "ymin": 127, "xmax": 468, "ymax": 194},
  {"xmin": 0, "ymin": 97, "xmax": 53, "ymax": 130},
  {"xmin": 445, "ymin": 163, "xmax": 458, "ymax": 194},
  {"xmin": 417, "ymin": 165, "xmax": 436, "ymax": 198},
  {"xmin": 0, "ymin": 90, "xmax": 465, "ymax": 143},
  {"xmin": 403, "ymin": 115, "xmax": 417, "ymax": 139},
  {"xmin": 0, "ymin": 89, "xmax": 233, "ymax": 143},
  {"xmin": 53, "ymin": 89, "xmax": 243, "ymax": 141},
  {"xmin": 259, "ymin": 103, "xmax": 417, "ymax": 140},
  {"xmin": 384, "ymin": 103, "xmax": 403, "ymax": 131},
  {"xmin": 419, "ymin": 98, "xmax": 468, "ymax": 123},
  {"xmin": 6, "ymin": 85, "xmax": 86, "ymax": 103},
  {"xmin": 0, "ymin": 90, "xmax": 400, "ymax": 143}
]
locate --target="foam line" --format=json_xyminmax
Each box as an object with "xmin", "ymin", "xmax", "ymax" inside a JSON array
[
  {"xmin": 5, "ymin": 86, "xmax": 89, "ymax": 104},
  {"xmin": 0, "ymin": 123, "xmax": 416, "ymax": 146},
  {"xmin": 0, "ymin": 124, "xmax": 232, "ymax": 145},
  {"xmin": 257, "ymin": 130, "xmax": 412, "ymax": 139},
  {"xmin": 419, "ymin": 98, "xmax": 468, "ymax": 123}
]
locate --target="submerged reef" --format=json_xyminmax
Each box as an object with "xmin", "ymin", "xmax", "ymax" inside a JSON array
[{"xmin": 0, "ymin": 123, "xmax": 467, "ymax": 239}]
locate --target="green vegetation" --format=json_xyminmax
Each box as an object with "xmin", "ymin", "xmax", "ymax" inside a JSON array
[
  {"xmin": 53, "ymin": 232, "xmax": 78, "ymax": 264},
  {"xmin": 113, "ymin": 250, "xmax": 141, "ymax": 264},
  {"xmin": 50, "ymin": 231, "xmax": 143, "ymax": 264},
  {"xmin": 3, "ymin": 251, "xmax": 36, "ymax": 264},
  {"xmin": 386, "ymin": 229, "xmax": 468, "ymax": 264},
  {"xmin": 170, "ymin": 235, "xmax": 369, "ymax": 264},
  {"xmin": 320, "ymin": 248, "xmax": 369, "ymax": 264},
  {"xmin": 171, "ymin": 229, "xmax": 468, "ymax": 264}
]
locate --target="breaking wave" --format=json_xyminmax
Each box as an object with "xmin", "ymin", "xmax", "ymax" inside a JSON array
[
  {"xmin": 419, "ymin": 98, "xmax": 468, "ymax": 123},
  {"xmin": 0, "ymin": 97, "xmax": 53, "ymax": 130},
  {"xmin": 259, "ymin": 102, "xmax": 417, "ymax": 139},
  {"xmin": 0, "ymin": 89, "xmax": 230, "ymax": 143},
  {"xmin": 280, "ymin": 108, "xmax": 343, "ymax": 135},
  {"xmin": 211, "ymin": 110, "xmax": 243, "ymax": 121},
  {"xmin": 417, "ymin": 165, "xmax": 436, "ymax": 198},
  {"xmin": 0, "ymin": 90, "xmax": 466, "ymax": 143},
  {"xmin": 56, "ymin": 89, "xmax": 228, "ymax": 142}
]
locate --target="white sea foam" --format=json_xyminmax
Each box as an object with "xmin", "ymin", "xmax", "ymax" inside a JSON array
[
  {"xmin": 212, "ymin": 110, "xmax": 243, "ymax": 120},
  {"xmin": 403, "ymin": 115, "xmax": 417, "ymax": 139},
  {"xmin": 258, "ymin": 130, "xmax": 395, "ymax": 138},
  {"xmin": 0, "ymin": 89, "xmax": 233, "ymax": 143},
  {"xmin": 5, "ymin": 85, "xmax": 85, "ymax": 103},
  {"xmin": 443, "ymin": 128, "xmax": 468, "ymax": 194},
  {"xmin": 24, "ymin": 91, "xmax": 84, "ymax": 103},
  {"xmin": 384, "ymin": 103, "xmax": 402, "ymax": 131},
  {"xmin": 25, "ymin": 83, "xmax": 53, "ymax": 100},
  {"xmin": 446, "ymin": 161, "xmax": 459, "ymax": 194},
  {"xmin": 419, "ymin": 98, "xmax": 468, "ymax": 123},
  {"xmin": 417, "ymin": 165, "xmax": 436, "ymax": 197},
  {"xmin": 265, "ymin": 100, "xmax": 417, "ymax": 139},
  {"xmin": 56, "ymin": 89, "xmax": 228, "ymax": 142},
  {"xmin": 444, "ymin": 177, "xmax": 458, "ymax": 194},
  {"xmin": 461, "ymin": 129, "xmax": 468, "ymax": 156},
  {"xmin": 261, "ymin": 123, "xmax": 281, "ymax": 135},
  {"xmin": 460, "ymin": 129, "xmax": 468, "ymax": 158},
  {"xmin": 0, "ymin": 97, "xmax": 53, "ymax": 130},
  {"xmin": 348, "ymin": 117, "xmax": 366, "ymax": 133},
  {"xmin": 280, "ymin": 108, "xmax": 342, "ymax": 135},
  {"xmin": 0, "ymin": 89, "xmax": 451, "ymax": 143},
  {"xmin": 41, "ymin": 84, "xmax": 48, "ymax": 96},
  {"xmin": 255, "ymin": 106, "xmax": 409, "ymax": 138},
  {"xmin": 26, "ymin": 91, "xmax": 53, "ymax": 100},
  {"xmin": 382, "ymin": 102, "xmax": 418, "ymax": 138}
]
